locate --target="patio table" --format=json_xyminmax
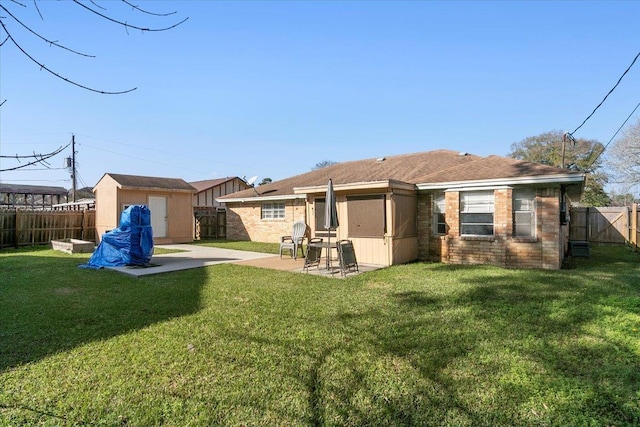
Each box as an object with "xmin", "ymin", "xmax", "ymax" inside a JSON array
[{"xmin": 307, "ymin": 241, "xmax": 338, "ymax": 271}]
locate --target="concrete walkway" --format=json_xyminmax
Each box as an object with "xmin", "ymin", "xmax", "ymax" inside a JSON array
[
  {"xmin": 107, "ymin": 244, "xmax": 382, "ymax": 277},
  {"xmin": 107, "ymin": 244, "xmax": 273, "ymax": 277}
]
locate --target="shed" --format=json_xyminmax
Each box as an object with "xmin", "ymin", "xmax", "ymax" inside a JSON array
[{"xmin": 94, "ymin": 173, "xmax": 196, "ymax": 244}]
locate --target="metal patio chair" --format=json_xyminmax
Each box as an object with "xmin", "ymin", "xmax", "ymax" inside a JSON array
[
  {"xmin": 337, "ymin": 239, "xmax": 359, "ymax": 277},
  {"xmin": 303, "ymin": 237, "xmax": 324, "ymax": 272}
]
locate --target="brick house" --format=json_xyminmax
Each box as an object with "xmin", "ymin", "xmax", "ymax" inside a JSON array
[{"xmin": 219, "ymin": 150, "xmax": 584, "ymax": 269}]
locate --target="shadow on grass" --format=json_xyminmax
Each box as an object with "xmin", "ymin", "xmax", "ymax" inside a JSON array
[
  {"xmin": 0, "ymin": 248, "xmax": 207, "ymax": 372},
  {"xmin": 359, "ymin": 247, "xmax": 640, "ymax": 425}
]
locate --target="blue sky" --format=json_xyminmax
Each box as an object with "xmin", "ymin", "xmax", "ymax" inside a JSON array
[{"xmin": 1, "ymin": 1, "xmax": 639, "ymax": 189}]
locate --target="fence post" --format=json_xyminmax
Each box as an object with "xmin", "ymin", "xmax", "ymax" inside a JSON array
[
  {"xmin": 632, "ymin": 203, "xmax": 638, "ymax": 252},
  {"xmin": 14, "ymin": 209, "xmax": 20, "ymax": 249}
]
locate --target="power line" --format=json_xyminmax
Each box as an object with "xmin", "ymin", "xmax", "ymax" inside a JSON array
[
  {"xmin": 585, "ymin": 99, "xmax": 640, "ymax": 171},
  {"xmin": 0, "ymin": 143, "xmax": 71, "ymax": 172},
  {"xmin": 570, "ymin": 50, "xmax": 640, "ymax": 136}
]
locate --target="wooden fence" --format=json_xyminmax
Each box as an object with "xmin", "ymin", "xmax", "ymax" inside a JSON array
[
  {"xmin": 0, "ymin": 209, "xmax": 96, "ymax": 249},
  {"xmin": 569, "ymin": 204, "xmax": 640, "ymax": 248}
]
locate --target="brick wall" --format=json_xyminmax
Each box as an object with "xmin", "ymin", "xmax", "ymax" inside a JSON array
[
  {"xmin": 418, "ymin": 187, "xmax": 563, "ymax": 269},
  {"xmin": 226, "ymin": 199, "xmax": 307, "ymax": 242}
]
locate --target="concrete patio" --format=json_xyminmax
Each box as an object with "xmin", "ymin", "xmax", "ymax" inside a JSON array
[{"xmin": 107, "ymin": 244, "xmax": 382, "ymax": 277}]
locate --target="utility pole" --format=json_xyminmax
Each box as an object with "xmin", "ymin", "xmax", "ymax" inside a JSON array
[
  {"xmin": 71, "ymin": 134, "xmax": 77, "ymax": 202},
  {"xmin": 561, "ymin": 132, "xmax": 575, "ymax": 169}
]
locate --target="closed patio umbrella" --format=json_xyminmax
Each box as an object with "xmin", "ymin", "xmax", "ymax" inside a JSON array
[{"xmin": 324, "ymin": 179, "xmax": 339, "ymax": 269}]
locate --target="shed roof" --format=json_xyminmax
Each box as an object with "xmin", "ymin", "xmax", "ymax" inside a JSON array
[
  {"xmin": 98, "ymin": 173, "xmax": 196, "ymax": 192},
  {"xmin": 219, "ymin": 149, "xmax": 585, "ymax": 201}
]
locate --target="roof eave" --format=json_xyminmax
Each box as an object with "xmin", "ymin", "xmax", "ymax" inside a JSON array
[
  {"xmin": 294, "ymin": 179, "xmax": 415, "ymax": 194},
  {"xmin": 218, "ymin": 194, "xmax": 306, "ymax": 203},
  {"xmin": 417, "ymin": 173, "xmax": 586, "ymax": 191}
]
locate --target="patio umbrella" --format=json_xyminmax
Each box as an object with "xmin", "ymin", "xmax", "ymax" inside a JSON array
[{"xmin": 324, "ymin": 179, "xmax": 339, "ymax": 267}]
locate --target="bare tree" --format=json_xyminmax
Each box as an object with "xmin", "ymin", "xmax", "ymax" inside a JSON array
[
  {"xmin": 607, "ymin": 118, "xmax": 640, "ymax": 188},
  {"xmin": 0, "ymin": 1, "xmax": 187, "ymax": 174},
  {"xmin": 0, "ymin": 0, "xmax": 187, "ymax": 95}
]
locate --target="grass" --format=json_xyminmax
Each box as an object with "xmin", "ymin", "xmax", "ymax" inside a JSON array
[
  {"xmin": 1, "ymin": 244, "xmax": 639, "ymax": 426},
  {"xmin": 192, "ymin": 238, "xmax": 280, "ymax": 254}
]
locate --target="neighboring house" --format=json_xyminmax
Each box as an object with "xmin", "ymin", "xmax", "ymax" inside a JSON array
[
  {"xmin": 93, "ymin": 173, "xmax": 196, "ymax": 245},
  {"xmin": 218, "ymin": 150, "xmax": 585, "ymax": 270},
  {"xmin": 0, "ymin": 183, "xmax": 68, "ymax": 209},
  {"xmin": 189, "ymin": 177, "xmax": 250, "ymax": 240},
  {"xmin": 190, "ymin": 177, "xmax": 250, "ymax": 208},
  {"xmin": 52, "ymin": 198, "xmax": 96, "ymax": 211}
]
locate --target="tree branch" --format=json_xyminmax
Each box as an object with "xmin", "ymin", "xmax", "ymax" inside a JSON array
[
  {"xmin": 1, "ymin": 1, "xmax": 187, "ymax": 94},
  {"xmin": 0, "ymin": 143, "xmax": 71, "ymax": 172},
  {"xmin": 0, "ymin": 5, "xmax": 95, "ymax": 57},
  {"xmin": 72, "ymin": 0, "xmax": 188, "ymax": 32},
  {"xmin": 121, "ymin": 0, "xmax": 177, "ymax": 17},
  {"xmin": 0, "ymin": 18, "xmax": 136, "ymax": 94}
]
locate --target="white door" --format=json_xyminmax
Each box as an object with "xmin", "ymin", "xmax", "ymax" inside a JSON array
[{"xmin": 148, "ymin": 196, "xmax": 167, "ymax": 238}]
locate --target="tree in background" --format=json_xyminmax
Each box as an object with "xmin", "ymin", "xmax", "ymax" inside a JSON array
[
  {"xmin": 608, "ymin": 189, "xmax": 637, "ymax": 207},
  {"xmin": 607, "ymin": 118, "xmax": 640, "ymax": 193},
  {"xmin": 508, "ymin": 130, "xmax": 610, "ymax": 206},
  {"xmin": 311, "ymin": 160, "xmax": 338, "ymax": 170},
  {"xmin": 258, "ymin": 178, "xmax": 273, "ymax": 186}
]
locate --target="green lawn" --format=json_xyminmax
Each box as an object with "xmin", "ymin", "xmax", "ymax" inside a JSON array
[
  {"xmin": 1, "ymin": 245, "xmax": 639, "ymax": 426},
  {"xmin": 192, "ymin": 239, "xmax": 280, "ymax": 254}
]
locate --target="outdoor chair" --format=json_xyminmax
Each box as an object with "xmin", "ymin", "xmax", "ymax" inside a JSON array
[
  {"xmin": 279, "ymin": 221, "xmax": 308, "ymax": 259},
  {"xmin": 303, "ymin": 238, "xmax": 324, "ymax": 272},
  {"xmin": 337, "ymin": 239, "xmax": 359, "ymax": 277}
]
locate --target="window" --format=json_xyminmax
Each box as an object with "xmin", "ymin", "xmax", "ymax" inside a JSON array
[
  {"xmin": 513, "ymin": 189, "xmax": 535, "ymax": 237},
  {"xmin": 393, "ymin": 194, "xmax": 417, "ymax": 237},
  {"xmin": 433, "ymin": 192, "xmax": 446, "ymax": 235},
  {"xmin": 261, "ymin": 202, "xmax": 285, "ymax": 220},
  {"xmin": 460, "ymin": 191, "xmax": 494, "ymax": 236},
  {"xmin": 347, "ymin": 195, "xmax": 385, "ymax": 238},
  {"xmin": 315, "ymin": 198, "xmax": 336, "ymax": 237}
]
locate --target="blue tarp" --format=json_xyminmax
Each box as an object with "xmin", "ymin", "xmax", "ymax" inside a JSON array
[{"xmin": 80, "ymin": 205, "xmax": 154, "ymax": 269}]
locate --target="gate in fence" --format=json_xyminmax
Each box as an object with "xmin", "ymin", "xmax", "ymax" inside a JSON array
[
  {"xmin": 194, "ymin": 207, "xmax": 226, "ymax": 240},
  {"xmin": 569, "ymin": 204, "xmax": 640, "ymax": 248}
]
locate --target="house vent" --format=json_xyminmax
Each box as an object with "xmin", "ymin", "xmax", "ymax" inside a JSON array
[
  {"xmin": 376, "ymin": 157, "xmax": 386, "ymax": 162},
  {"xmin": 458, "ymin": 152, "xmax": 468, "ymax": 156}
]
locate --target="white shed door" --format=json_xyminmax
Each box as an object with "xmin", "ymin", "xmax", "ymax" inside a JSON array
[{"xmin": 149, "ymin": 196, "xmax": 167, "ymax": 238}]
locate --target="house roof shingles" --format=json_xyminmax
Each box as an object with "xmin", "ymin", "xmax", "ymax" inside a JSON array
[{"xmin": 219, "ymin": 149, "xmax": 584, "ymax": 201}]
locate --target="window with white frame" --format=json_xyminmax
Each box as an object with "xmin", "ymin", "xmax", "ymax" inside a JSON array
[
  {"xmin": 433, "ymin": 192, "xmax": 446, "ymax": 235},
  {"xmin": 513, "ymin": 189, "xmax": 536, "ymax": 237},
  {"xmin": 261, "ymin": 202, "xmax": 285, "ymax": 220},
  {"xmin": 460, "ymin": 191, "xmax": 494, "ymax": 236}
]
